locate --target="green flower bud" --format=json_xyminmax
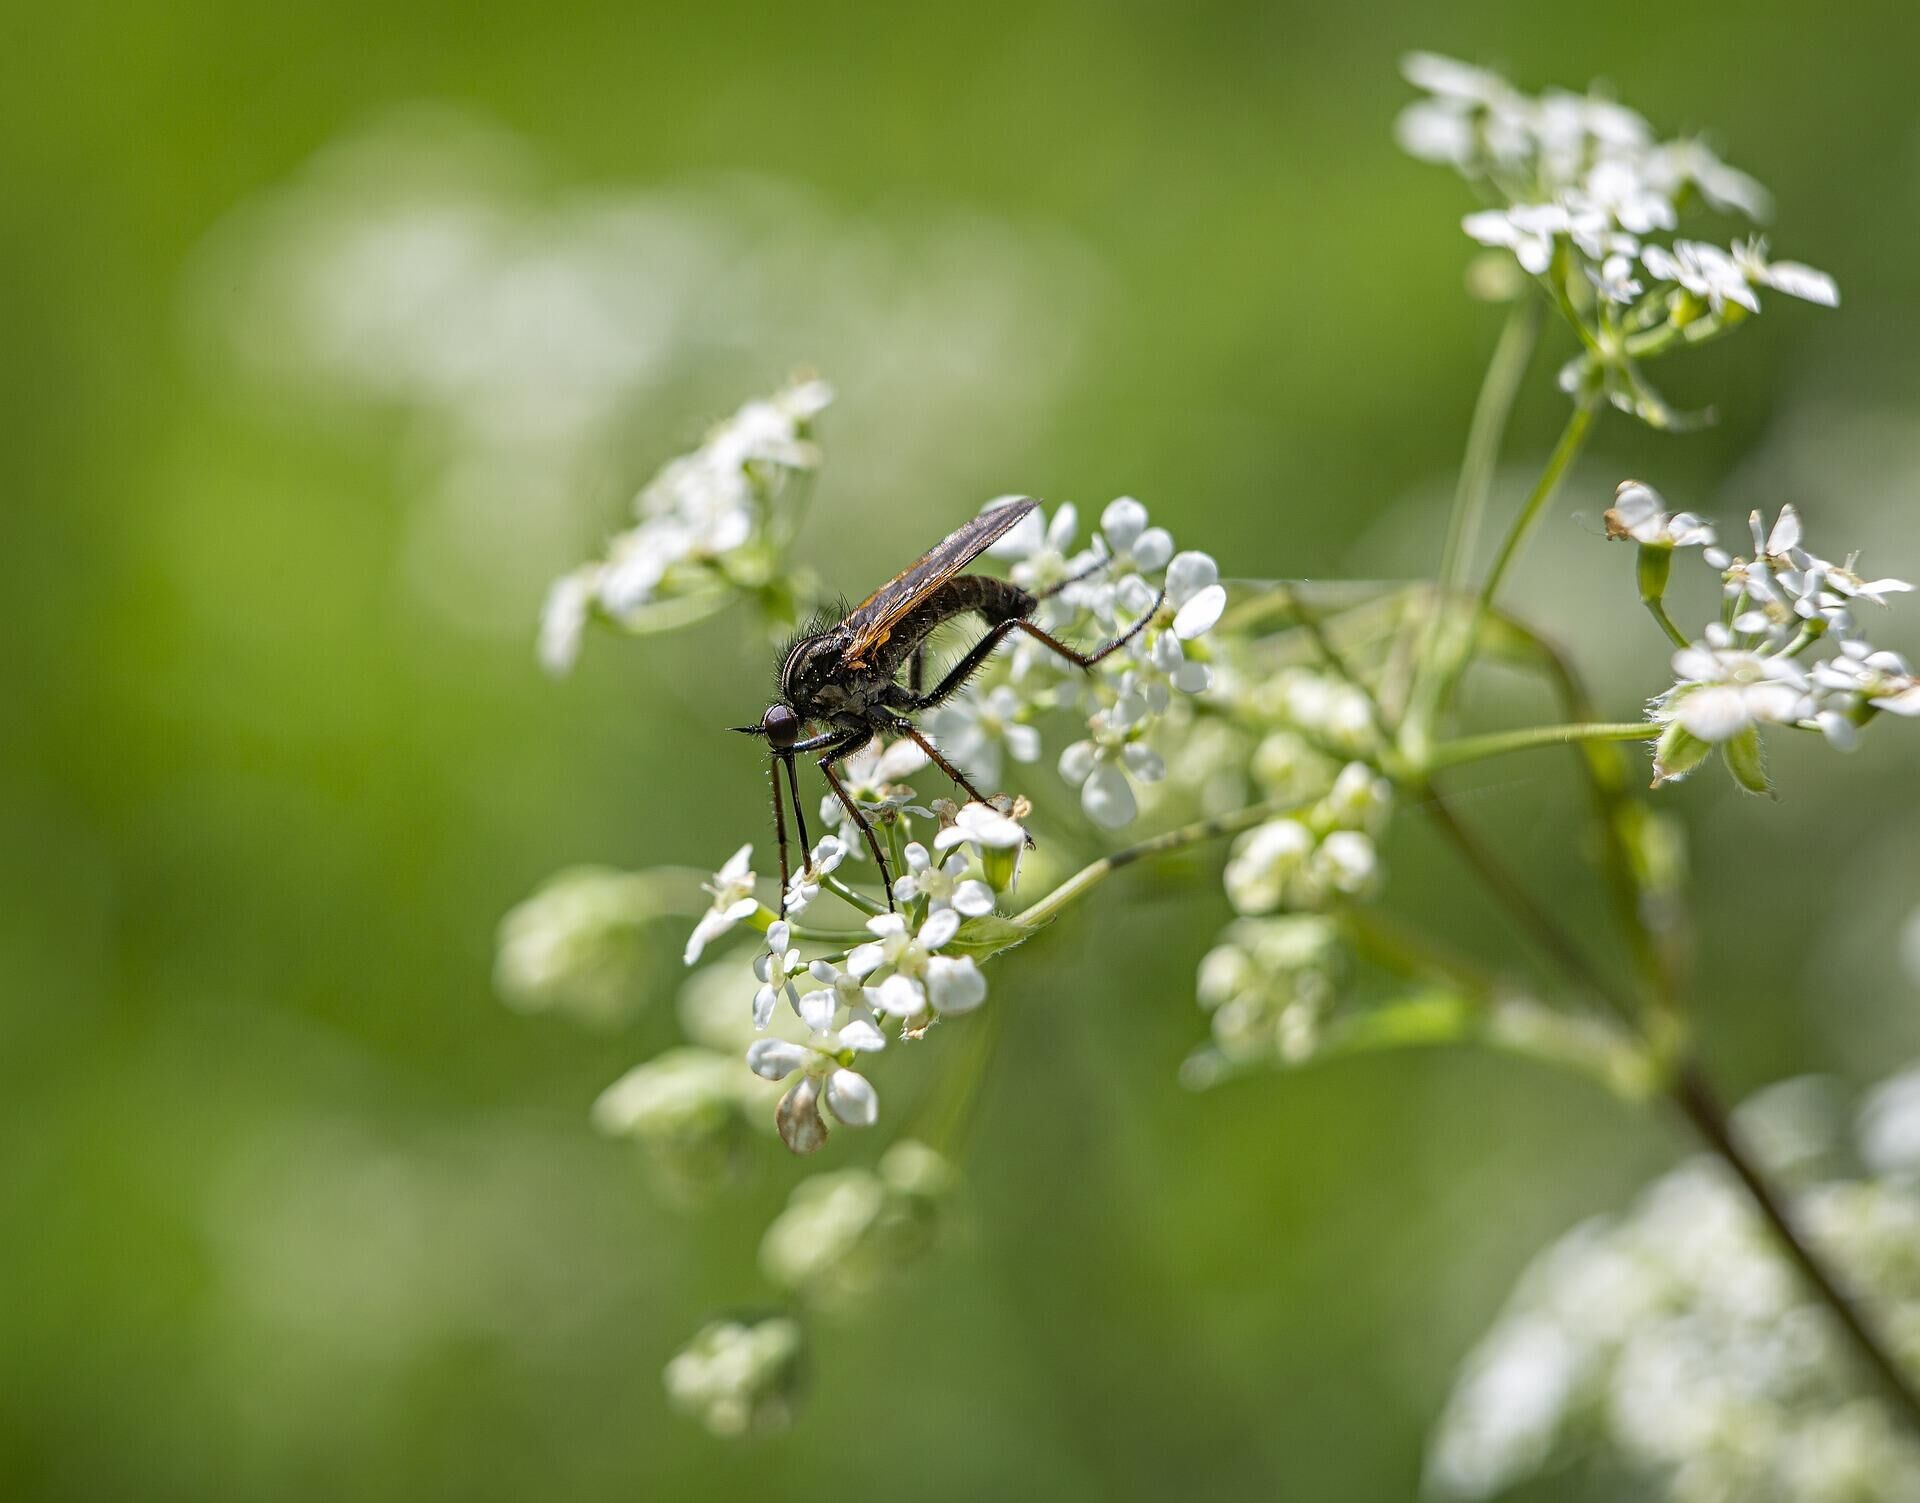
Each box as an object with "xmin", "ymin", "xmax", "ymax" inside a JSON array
[
  {"xmin": 1721, "ymin": 726, "xmax": 1775, "ymax": 797},
  {"xmin": 1651, "ymin": 723, "xmax": 1711, "ymax": 786}
]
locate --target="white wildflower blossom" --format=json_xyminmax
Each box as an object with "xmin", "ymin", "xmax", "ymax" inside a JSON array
[
  {"xmin": 1645, "ymin": 137, "xmax": 1772, "ymax": 220},
  {"xmin": 1188, "ymin": 915, "xmax": 1343, "ymax": 1077},
  {"xmin": 1428, "ymin": 1075, "xmax": 1920, "ymax": 1502},
  {"xmin": 922, "ymin": 685, "xmax": 1040, "ymax": 790},
  {"xmin": 746, "ymin": 1016, "xmax": 887, "ymax": 1152},
  {"xmin": 794, "ymin": 957, "xmax": 882, "ymax": 1035},
  {"xmin": 664, "ymin": 1316, "xmax": 805, "ymax": 1437},
  {"xmin": 782, "ymin": 834, "xmax": 848, "ymax": 917},
  {"xmin": 1811, "ymin": 642, "xmax": 1920, "ymax": 748},
  {"xmin": 751, "ymin": 921, "xmax": 809, "ymax": 1031},
  {"xmin": 892, "ymin": 842, "xmax": 995, "ymax": 918},
  {"xmin": 495, "ymin": 865, "xmax": 658, "ymax": 1023},
  {"xmin": 817, "ymin": 736, "xmax": 932, "ymax": 851},
  {"xmin": 1605, "ymin": 480, "xmax": 1715, "ymax": 548},
  {"xmin": 541, "ymin": 379, "xmax": 832, "ymax": 673},
  {"xmin": 1655, "ymin": 624, "xmax": 1812, "ymax": 741},
  {"xmin": 1097, "ymin": 496, "xmax": 1174, "ymax": 577},
  {"xmin": 847, "ymin": 908, "xmax": 986, "ymax": 1024},
  {"xmin": 758, "ymin": 1140, "xmax": 955, "ymax": 1309},
  {"xmin": 1165, "ymin": 550, "xmax": 1228, "ymax": 641},
  {"xmin": 1732, "ymin": 238, "xmax": 1840, "ymax": 308},
  {"xmin": 932, "ymin": 800, "xmax": 1028, "ymax": 856},
  {"xmin": 1059, "ymin": 712, "xmax": 1166, "ymax": 829},
  {"xmin": 1223, "ymin": 817, "xmax": 1315, "ymax": 915},
  {"xmin": 684, "ymin": 844, "xmax": 758, "ymax": 965}
]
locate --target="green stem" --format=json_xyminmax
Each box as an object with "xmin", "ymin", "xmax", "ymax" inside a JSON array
[
  {"xmin": 1012, "ymin": 795, "xmax": 1313, "ymax": 933},
  {"xmin": 822, "ymin": 871, "xmax": 889, "ymax": 919},
  {"xmin": 1405, "ymin": 301, "xmax": 1542, "ymax": 744},
  {"xmin": 1424, "ymin": 720, "xmax": 1659, "ymax": 771},
  {"xmin": 1643, "ymin": 598, "xmax": 1692, "ymax": 649},
  {"xmin": 1477, "ymin": 397, "xmax": 1599, "ymax": 613}
]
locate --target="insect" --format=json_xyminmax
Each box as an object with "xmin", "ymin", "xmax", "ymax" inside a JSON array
[{"xmin": 733, "ymin": 497, "xmax": 1162, "ymax": 914}]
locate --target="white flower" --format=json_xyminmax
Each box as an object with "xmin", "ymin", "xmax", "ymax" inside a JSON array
[
  {"xmin": 847, "ymin": 909, "xmax": 987, "ymax": 1023},
  {"xmin": 1224, "ymin": 818, "xmax": 1314, "ymax": 915},
  {"xmin": 1098, "ymin": 496, "xmax": 1174, "ymax": 576},
  {"xmin": 1165, "ymin": 550, "xmax": 1227, "ymax": 640},
  {"xmin": 1604, "ymin": 480, "xmax": 1716, "ymax": 548},
  {"xmin": 1310, "ymin": 830, "xmax": 1379, "ymax": 898},
  {"xmin": 1401, "ymin": 51, "xmax": 1512, "ymax": 107},
  {"xmin": 1463, "ymin": 204, "xmax": 1567, "ymax": 276},
  {"xmin": 1587, "ymin": 252, "xmax": 1642, "ymax": 305},
  {"xmin": 664, "ymin": 1316, "xmax": 805, "ymax": 1437},
  {"xmin": 817, "ymin": 736, "xmax": 931, "ymax": 850},
  {"xmin": 1321, "ymin": 761, "xmax": 1393, "ymax": 834},
  {"xmin": 1059, "ymin": 716, "xmax": 1165, "ymax": 830},
  {"xmin": 752, "ymin": 921, "xmax": 808, "ymax": 1030},
  {"xmin": 537, "ymin": 565, "xmax": 599, "ymax": 675},
  {"xmin": 933, "ymin": 800, "xmax": 1028, "ymax": 855},
  {"xmin": 990, "ymin": 499, "xmax": 1097, "ymax": 607},
  {"xmin": 1645, "ymin": 138, "xmax": 1772, "ymax": 221},
  {"xmin": 1731, "ymin": 238, "xmax": 1839, "ymax": 308},
  {"xmin": 1810, "ymin": 642, "xmax": 1920, "ymax": 747},
  {"xmin": 495, "ymin": 865, "xmax": 657, "ymax": 1023},
  {"xmin": 684, "ymin": 844, "xmax": 757, "ymax": 964},
  {"xmin": 1655, "ymin": 625, "xmax": 1812, "ymax": 742},
  {"xmin": 782, "ymin": 835, "xmax": 847, "ymax": 917},
  {"xmin": 1579, "ymin": 157, "xmax": 1675, "ymax": 236},
  {"xmin": 923, "ymin": 685, "xmax": 1040, "ymax": 789},
  {"xmin": 795, "ymin": 957, "xmax": 883, "ymax": 1034},
  {"xmin": 1641, "ymin": 238, "xmax": 1758, "ymax": 315},
  {"xmin": 892, "ymin": 842, "xmax": 994, "ymax": 918},
  {"xmin": 746, "ymin": 1017, "xmax": 887, "ymax": 1151}
]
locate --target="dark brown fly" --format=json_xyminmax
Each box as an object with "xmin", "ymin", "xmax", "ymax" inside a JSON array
[{"xmin": 733, "ymin": 497, "xmax": 1162, "ymax": 914}]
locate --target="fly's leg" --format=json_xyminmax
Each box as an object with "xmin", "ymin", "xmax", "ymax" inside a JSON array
[
  {"xmin": 818, "ymin": 729, "xmax": 896, "ymax": 911},
  {"xmin": 770, "ymin": 760, "xmax": 792, "ymax": 916}
]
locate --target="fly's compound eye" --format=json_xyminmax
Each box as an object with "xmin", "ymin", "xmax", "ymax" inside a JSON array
[{"xmin": 762, "ymin": 704, "xmax": 801, "ymax": 748}]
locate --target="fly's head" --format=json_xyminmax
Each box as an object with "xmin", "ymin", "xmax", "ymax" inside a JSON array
[{"xmin": 732, "ymin": 701, "xmax": 803, "ymax": 753}]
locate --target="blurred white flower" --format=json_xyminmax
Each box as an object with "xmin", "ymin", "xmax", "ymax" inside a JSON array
[
  {"xmin": 1655, "ymin": 625, "xmax": 1812, "ymax": 743},
  {"xmin": 685, "ymin": 843, "xmax": 758, "ymax": 964},
  {"xmin": 924, "ymin": 685, "xmax": 1040, "ymax": 790},
  {"xmin": 1645, "ymin": 137, "xmax": 1773, "ymax": 220},
  {"xmin": 495, "ymin": 865, "xmax": 658, "ymax": 1023},
  {"xmin": 1098, "ymin": 496, "xmax": 1174, "ymax": 577},
  {"xmin": 1428, "ymin": 1075, "xmax": 1920, "ymax": 1501},
  {"xmin": 1223, "ymin": 818, "xmax": 1314, "ymax": 915},
  {"xmin": 1059, "ymin": 715, "xmax": 1165, "ymax": 829},
  {"xmin": 758, "ymin": 1140, "xmax": 956, "ymax": 1308},
  {"xmin": 1605, "ymin": 480, "xmax": 1716, "ymax": 548},
  {"xmin": 664, "ymin": 1316, "xmax": 805, "ymax": 1437}
]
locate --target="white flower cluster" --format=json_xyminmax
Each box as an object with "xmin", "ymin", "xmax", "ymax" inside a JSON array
[
  {"xmin": 1613, "ymin": 488, "xmax": 1917, "ymax": 787},
  {"xmin": 1427, "ymin": 1070, "xmax": 1920, "ymax": 1502},
  {"xmin": 1399, "ymin": 54, "xmax": 1836, "ymax": 427},
  {"xmin": 929, "ymin": 496, "xmax": 1227, "ymax": 830},
  {"xmin": 663, "ymin": 1315, "xmax": 806, "ymax": 1438},
  {"xmin": 1187, "ymin": 915, "xmax": 1345, "ymax": 1082},
  {"xmin": 493, "ymin": 865, "xmax": 661, "ymax": 1024},
  {"xmin": 757, "ymin": 1139, "xmax": 955, "ymax": 1311},
  {"xmin": 539, "ymin": 378, "xmax": 832, "ymax": 673},
  {"xmin": 1222, "ymin": 762, "xmax": 1391, "ymax": 916}
]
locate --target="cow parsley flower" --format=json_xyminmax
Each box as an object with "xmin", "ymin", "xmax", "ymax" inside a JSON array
[
  {"xmin": 932, "ymin": 800, "xmax": 1028, "ymax": 857},
  {"xmin": 847, "ymin": 909, "xmax": 987, "ymax": 1026},
  {"xmin": 540, "ymin": 378, "xmax": 832, "ymax": 673},
  {"xmin": 1059, "ymin": 712, "xmax": 1166, "ymax": 829},
  {"xmin": 664, "ymin": 1316, "xmax": 806, "ymax": 1437},
  {"xmin": 685, "ymin": 844, "xmax": 758, "ymax": 964},
  {"xmin": 892, "ymin": 842, "xmax": 994, "ymax": 918},
  {"xmin": 782, "ymin": 835, "xmax": 848, "ymax": 917},
  {"xmin": 752, "ymin": 921, "xmax": 809, "ymax": 1030},
  {"xmin": 817, "ymin": 736, "xmax": 932, "ymax": 852},
  {"xmin": 923, "ymin": 685, "xmax": 1040, "ymax": 790},
  {"xmin": 1657, "ymin": 626, "xmax": 1813, "ymax": 740},
  {"xmin": 1604, "ymin": 481, "xmax": 1715, "ymax": 548},
  {"xmin": 746, "ymin": 1017, "xmax": 887, "ymax": 1153}
]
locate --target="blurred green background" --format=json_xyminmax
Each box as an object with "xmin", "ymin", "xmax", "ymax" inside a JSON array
[{"xmin": 6, "ymin": 2, "xmax": 1920, "ymax": 1497}]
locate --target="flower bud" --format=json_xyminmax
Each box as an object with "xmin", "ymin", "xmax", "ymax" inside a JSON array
[
  {"xmin": 1721, "ymin": 726, "xmax": 1775, "ymax": 797},
  {"xmin": 1651, "ymin": 724, "xmax": 1711, "ymax": 786},
  {"xmin": 1635, "ymin": 540, "xmax": 1674, "ymax": 605},
  {"xmin": 664, "ymin": 1315, "xmax": 807, "ymax": 1437}
]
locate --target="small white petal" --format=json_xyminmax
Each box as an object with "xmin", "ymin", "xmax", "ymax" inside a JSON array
[
  {"xmin": 875, "ymin": 973, "xmax": 926, "ymax": 1017},
  {"xmin": 746, "ymin": 1039, "xmax": 808, "ymax": 1081},
  {"xmin": 1172, "ymin": 583, "xmax": 1227, "ymax": 640},
  {"xmin": 918, "ymin": 908, "xmax": 962, "ymax": 950},
  {"xmin": 825, "ymin": 1069, "xmax": 878, "ymax": 1127},
  {"xmin": 952, "ymin": 881, "xmax": 995, "ymax": 917},
  {"xmin": 846, "ymin": 942, "xmax": 886, "ymax": 979},
  {"xmin": 796, "ymin": 988, "xmax": 838, "ymax": 1033},
  {"xmin": 838, "ymin": 1018, "xmax": 887, "ymax": 1052},
  {"xmin": 926, "ymin": 955, "xmax": 987, "ymax": 1014},
  {"xmin": 1101, "ymin": 496, "xmax": 1148, "ymax": 551},
  {"xmin": 1082, "ymin": 761, "xmax": 1137, "ymax": 828}
]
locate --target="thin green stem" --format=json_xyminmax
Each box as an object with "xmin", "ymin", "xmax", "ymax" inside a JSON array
[
  {"xmin": 1435, "ymin": 299, "xmax": 1544, "ymax": 608},
  {"xmin": 1477, "ymin": 396, "xmax": 1600, "ymax": 613},
  {"xmin": 822, "ymin": 871, "xmax": 888, "ymax": 919},
  {"xmin": 1424, "ymin": 720, "xmax": 1659, "ymax": 771},
  {"xmin": 1405, "ymin": 300, "xmax": 1542, "ymax": 745},
  {"xmin": 1643, "ymin": 598, "xmax": 1692, "ymax": 649}
]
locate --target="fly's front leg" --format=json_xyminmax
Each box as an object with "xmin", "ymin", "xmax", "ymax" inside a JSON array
[{"xmin": 818, "ymin": 729, "xmax": 897, "ymax": 911}]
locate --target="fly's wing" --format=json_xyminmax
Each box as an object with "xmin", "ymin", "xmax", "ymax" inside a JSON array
[{"xmin": 838, "ymin": 498, "xmax": 1036, "ymax": 668}]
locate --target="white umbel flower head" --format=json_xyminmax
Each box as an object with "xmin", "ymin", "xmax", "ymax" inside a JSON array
[
  {"xmin": 746, "ymin": 1017, "xmax": 887, "ymax": 1152},
  {"xmin": 892, "ymin": 842, "xmax": 995, "ymax": 918},
  {"xmin": 1657, "ymin": 625, "xmax": 1812, "ymax": 742}
]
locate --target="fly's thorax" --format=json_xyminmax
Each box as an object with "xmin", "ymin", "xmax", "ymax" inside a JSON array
[{"xmin": 779, "ymin": 630, "xmax": 848, "ymax": 705}]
